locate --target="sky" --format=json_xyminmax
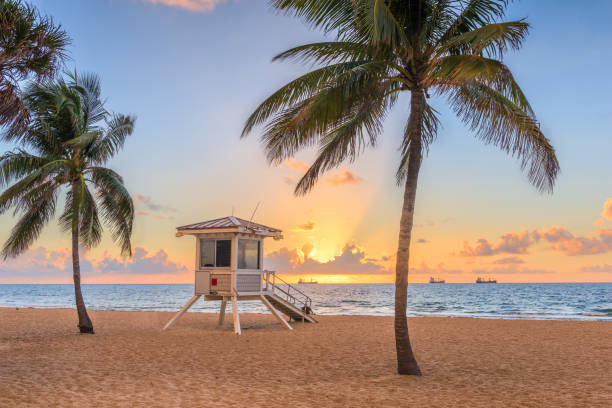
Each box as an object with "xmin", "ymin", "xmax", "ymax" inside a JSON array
[{"xmin": 0, "ymin": 0, "xmax": 611, "ymax": 284}]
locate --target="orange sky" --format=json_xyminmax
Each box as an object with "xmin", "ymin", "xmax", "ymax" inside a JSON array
[{"xmin": 1, "ymin": 0, "xmax": 611, "ymax": 284}]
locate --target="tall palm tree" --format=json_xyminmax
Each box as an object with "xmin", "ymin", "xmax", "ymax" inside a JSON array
[
  {"xmin": 242, "ymin": 0, "xmax": 559, "ymax": 375},
  {"xmin": 0, "ymin": 72, "xmax": 135, "ymax": 333},
  {"xmin": 0, "ymin": 0, "xmax": 69, "ymax": 133}
]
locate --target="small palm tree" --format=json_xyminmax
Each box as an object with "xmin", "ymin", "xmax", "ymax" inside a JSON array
[
  {"xmin": 243, "ymin": 0, "xmax": 559, "ymax": 375},
  {"xmin": 0, "ymin": 0, "xmax": 69, "ymax": 132},
  {"xmin": 0, "ymin": 72, "xmax": 135, "ymax": 333}
]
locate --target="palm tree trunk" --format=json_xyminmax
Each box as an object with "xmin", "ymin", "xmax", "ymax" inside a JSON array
[
  {"xmin": 394, "ymin": 89, "xmax": 424, "ymax": 375},
  {"xmin": 71, "ymin": 183, "xmax": 94, "ymax": 334}
]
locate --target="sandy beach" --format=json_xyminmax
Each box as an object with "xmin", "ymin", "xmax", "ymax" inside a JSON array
[{"xmin": 0, "ymin": 308, "xmax": 610, "ymax": 407}]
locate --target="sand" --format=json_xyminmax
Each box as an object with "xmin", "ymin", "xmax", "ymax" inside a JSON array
[{"xmin": 0, "ymin": 308, "xmax": 610, "ymax": 407}]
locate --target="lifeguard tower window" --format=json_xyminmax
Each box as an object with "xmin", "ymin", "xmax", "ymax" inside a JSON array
[
  {"xmin": 200, "ymin": 239, "xmax": 231, "ymax": 267},
  {"xmin": 238, "ymin": 239, "xmax": 260, "ymax": 269}
]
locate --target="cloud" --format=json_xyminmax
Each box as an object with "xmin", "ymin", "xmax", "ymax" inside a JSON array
[
  {"xmin": 134, "ymin": 194, "xmax": 177, "ymax": 213},
  {"xmin": 416, "ymin": 239, "xmax": 430, "ymax": 244},
  {"xmin": 459, "ymin": 230, "xmax": 534, "ymax": 256},
  {"xmin": 283, "ymin": 176, "xmax": 294, "ymax": 185},
  {"xmin": 0, "ymin": 246, "xmax": 188, "ymax": 281},
  {"xmin": 493, "ymin": 256, "xmax": 525, "ymax": 265},
  {"xmin": 282, "ymin": 158, "xmax": 309, "ymax": 173},
  {"xmin": 325, "ymin": 169, "xmax": 363, "ymax": 186},
  {"xmin": 98, "ymin": 248, "xmax": 188, "ymax": 275},
  {"xmin": 533, "ymin": 226, "xmax": 612, "ymax": 256},
  {"xmin": 133, "ymin": 194, "xmax": 177, "ymax": 219},
  {"xmin": 264, "ymin": 244, "xmax": 389, "ymax": 275},
  {"xmin": 601, "ymin": 198, "xmax": 612, "ymax": 220},
  {"xmin": 580, "ymin": 264, "xmax": 612, "ymax": 273},
  {"xmin": 293, "ymin": 221, "xmax": 315, "ymax": 232},
  {"xmin": 460, "ymin": 226, "xmax": 612, "ymax": 257},
  {"xmin": 459, "ymin": 239, "xmax": 496, "ymax": 256},
  {"xmin": 141, "ymin": 0, "xmax": 225, "ymax": 12},
  {"xmin": 265, "ymin": 245, "xmax": 464, "ymax": 277}
]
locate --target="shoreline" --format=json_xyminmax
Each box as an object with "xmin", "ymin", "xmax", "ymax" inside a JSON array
[
  {"xmin": 1, "ymin": 306, "xmax": 610, "ymax": 322},
  {"xmin": 1, "ymin": 308, "xmax": 611, "ymax": 407}
]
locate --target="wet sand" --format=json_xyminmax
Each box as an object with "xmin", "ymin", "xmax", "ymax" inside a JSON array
[{"xmin": 1, "ymin": 308, "xmax": 610, "ymax": 407}]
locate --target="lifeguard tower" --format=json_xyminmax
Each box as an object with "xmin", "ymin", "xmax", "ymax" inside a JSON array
[{"xmin": 163, "ymin": 216, "xmax": 317, "ymax": 334}]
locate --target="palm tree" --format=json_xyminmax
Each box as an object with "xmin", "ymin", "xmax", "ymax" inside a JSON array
[
  {"xmin": 0, "ymin": 0, "xmax": 69, "ymax": 133},
  {"xmin": 242, "ymin": 0, "xmax": 559, "ymax": 375},
  {"xmin": 0, "ymin": 72, "xmax": 135, "ymax": 333}
]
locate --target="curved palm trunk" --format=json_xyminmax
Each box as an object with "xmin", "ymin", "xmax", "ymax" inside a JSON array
[
  {"xmin": 71, "ymin": 183, "xmax": 94, "ymax": 334},
  {"xmin": 394, "ymin": 89, "xmax": 424, "ymax": 375}
]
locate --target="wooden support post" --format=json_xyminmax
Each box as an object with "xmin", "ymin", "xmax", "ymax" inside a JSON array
[
  {"xmin": 260, "ymin": 295, "xmax": 293, "ymax": 331},
  {"xmin": 218, "ymin": 297, "xmax": 227, "ymax": 326},
  {"xmin": 163, "ymin": 295, "xmax": 201, "ymax": 330},
  {"xmin": 232, "ymin": 292, "xmax": 241, "ymax": 335}
]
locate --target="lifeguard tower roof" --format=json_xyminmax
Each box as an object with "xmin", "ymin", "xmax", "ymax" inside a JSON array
[{"xmin": 176, "ymin": 216, "xmax": 282, "ymax": 238}]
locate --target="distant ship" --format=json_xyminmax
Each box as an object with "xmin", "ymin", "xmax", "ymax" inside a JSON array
[
  {"xmin": 429, "ymin": 277, "xmax": 445, "ymax": 284},
  {"xmin": 476, "ymin": 277, "xmax": 497, "ymax": 284},
  {"xmin": 298, "ymin": 278, "xmax": 318, "ymax": 284}
]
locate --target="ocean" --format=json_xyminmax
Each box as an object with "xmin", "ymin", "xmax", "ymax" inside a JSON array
[{"xmin": 0, "ymin": 283, "xmax": 610, "ymax": 321}]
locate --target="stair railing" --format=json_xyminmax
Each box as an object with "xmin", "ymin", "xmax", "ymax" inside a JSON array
[{"xmin": 263, "ymin": 270, "xmax": 313, "ymax": 314}]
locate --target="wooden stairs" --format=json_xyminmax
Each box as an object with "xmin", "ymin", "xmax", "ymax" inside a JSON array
[
  {"xmin": 263, "ymin": 293, "xmax": 317, "ymax": 323},
  {"xmin": 262, "ymin": 271, "xmax": 317, "ymax": 324}
]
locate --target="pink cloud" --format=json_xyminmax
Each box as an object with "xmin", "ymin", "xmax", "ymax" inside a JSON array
[
  {"xmin": 460, "ymin": 225, "xmax": 612, "ymax": 258},
  {"xmin": 460, "ymin": 230, "xmax": 534, "ymax": 256},
  {"xmin": 283, "ymin": 158, "xmax": 309, "ymax": 173},
  {"xmin": 133, "ymin": 194, "xmax": 177, "ymax": 213},
  {"xmin": 533, "ymin": 226, "xmax": 612, "ymax": 256},
  {"xmin": 141, "ymin": 0, "xmax": 225, "ymax": 12},
  {"xmin": 325, "ymin": 169, "xmax": 363, "ymax": 186},
  {"xmin": 602, "ymin": 198, "xmax": 612, "ymax": 220},
  {"xmin": 0, "ymin": 246, "xmax": 188, "ymax": 283},
  {"xmin": 264, "ymin": 244, "xmax": 389, "ymax": 275},
  {"xmin": 264, "ymin": 244, "xmax": 463, "ymax": 277}
]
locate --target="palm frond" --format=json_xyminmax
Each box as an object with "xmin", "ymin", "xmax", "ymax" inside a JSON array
[
  {"xmin": 0, "ymin": 150, "xmax": 50, "ymax": 187},
  {"xmin": 294, "ymin": 80, "xmax": 394, "ymax": 195},
  {"xmin": 271, "ymin": 0, "xmax": 361, "ymax": 40},
  {"xmin": 437, "ymin": 0, "xmax": 508, "ymax": 44},
  {"xmin": 243, "ymin": 60, "xmax": 376, "ymax": 138},
  {"xmin": 1, "ymin": 185, "xmax": 57, "ymax": 259},
  {"xmin": 272, "ymin": 41, "xmax": 376, "ymax": 65},
  {"xmin": 89, "ymin": 114, "xmax": 135, "ymax": 164},
  {"xmin": 0, "ymin": 159, "xmax": 70, "ymax": 214},
  {"xmin": 89, "ymin": 167, "xmax": 133, "ymax": 256},
  {"xmin": 448, "ymin": 82, "xmax": 558, "ymax": 192},
  {"xmin": 431, "ymin": 54, "xmax": 532, "ymax": 114},
  {"xmin": 437, "ymin": 20, "xmax": 529, "ymax": 58},
  {"xmin": 77, "ymin": 180, "xmax": 103, "ymax": 248},
  {"xmin": 261, "ymin": 62, "xmax": 393, "ymax": 164}
]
